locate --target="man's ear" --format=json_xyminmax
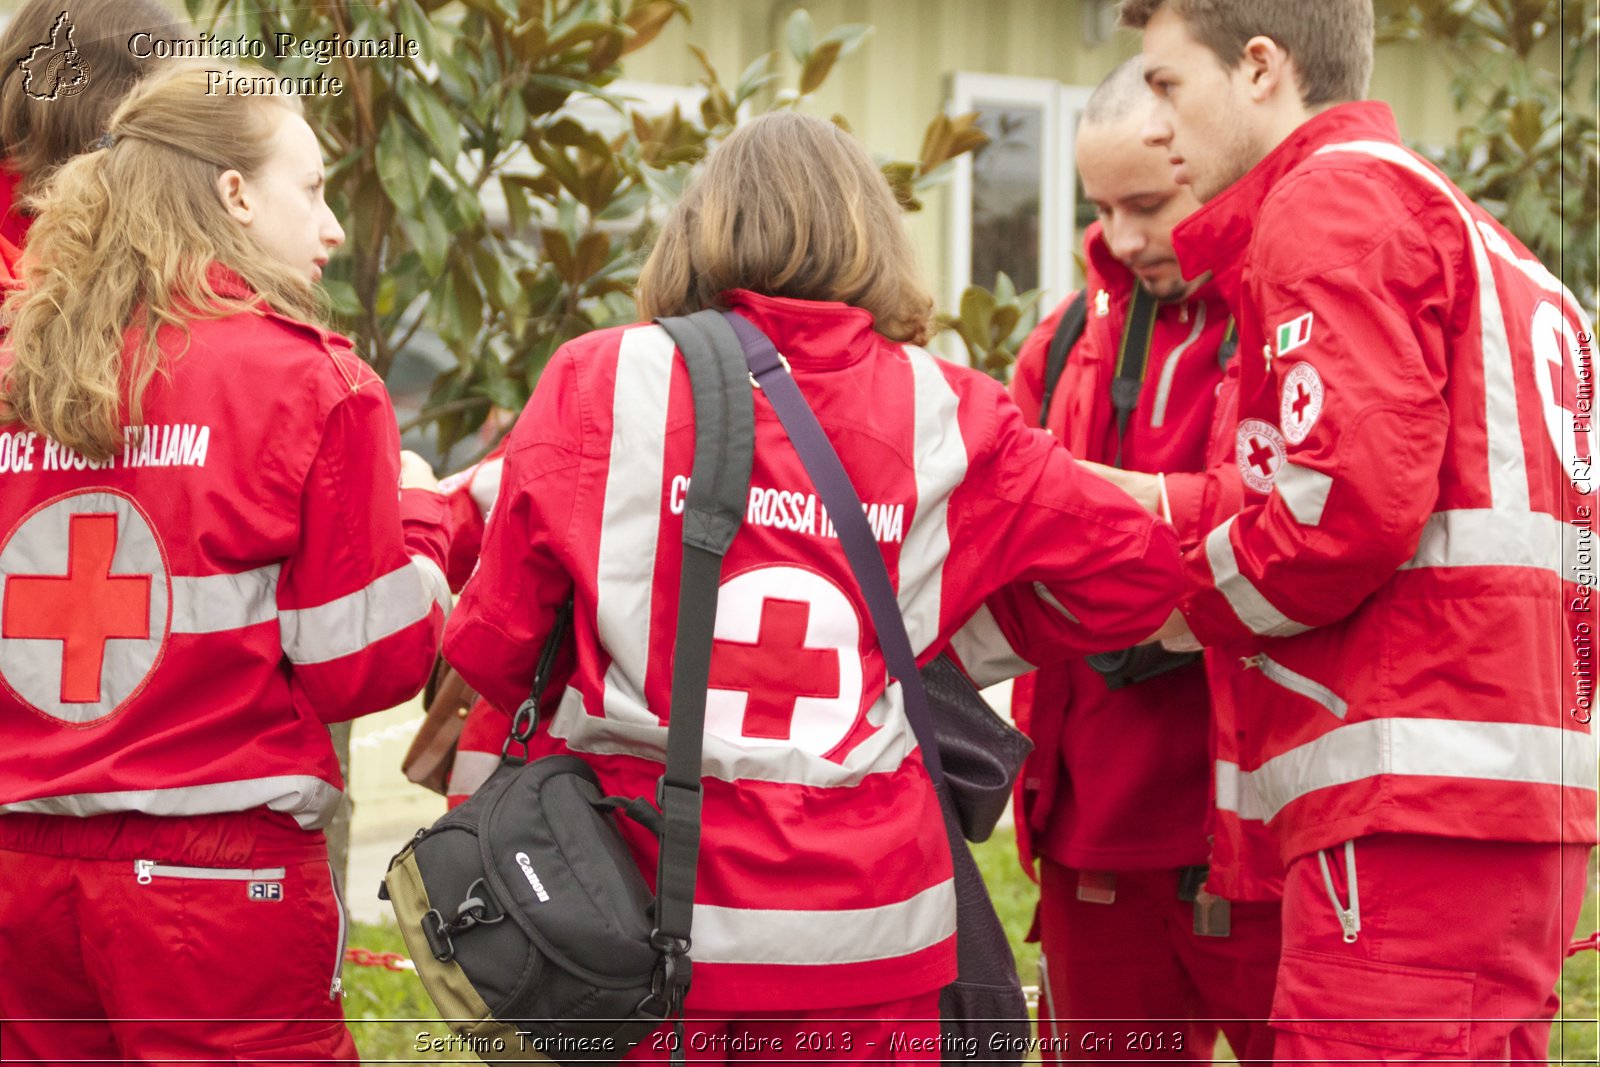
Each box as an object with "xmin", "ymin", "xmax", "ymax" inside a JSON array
[
  {"xmin": 1240, "ymin": 34, "xmax": 1294, "ymax": 104},
  {"xmin": 217, "ymin": 169, "xmax": 252, "ymax": 225}
]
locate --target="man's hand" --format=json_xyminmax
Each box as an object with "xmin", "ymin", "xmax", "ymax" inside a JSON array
[
  {"xmin": 400, "ymin": 450, "xmax": 441, "ymax": 493},
  {"xmin": 1078, "ymin": 460, "xmax": 1163, "ymax": 516}
]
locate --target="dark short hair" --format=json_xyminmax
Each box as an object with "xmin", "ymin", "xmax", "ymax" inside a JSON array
[
  {"xmin": 1118, "ymin": 0, "xmax": 1373, "ymax": 107},
  {"xmin": 1082, "ymin": 56, "xmax": 1153, "ymax": 127}
]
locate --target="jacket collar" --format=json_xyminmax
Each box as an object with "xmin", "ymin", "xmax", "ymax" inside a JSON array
[
  {"xmin": 1171, "ymin": 101, "xmax": 1402, "ymax": 308},
  {"xmin": 719, "ymin": 289, "xmax": 880, "ymax": 369}
]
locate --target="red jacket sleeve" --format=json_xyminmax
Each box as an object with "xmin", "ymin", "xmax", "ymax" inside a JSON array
[
  {"xmin": 1162, "ymin": 357, "xmax": 1245, "ymax": 548},
  {"xmin": 1181, "ymin": 170, "xmax": 1451, "ymax": 644},
  {"xmin": 955, "ymin": 375, "xmax": 1183, "ymax": 668},
  {"xmin": 442, "ymin": 352, "xmax": 582, "ymax": 715},
  {"xmin": 276, "ymin": 380, "xmax": 452, "ymax": 722}
]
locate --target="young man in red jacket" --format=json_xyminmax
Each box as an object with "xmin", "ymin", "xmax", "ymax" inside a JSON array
[
  {"xmin": 1001, "ymin": 58, "xmax": 1281, "ymax": 1063},
  {"xmin": 1124, "ymin": 0, "xmax": 1598, "ymax": 1060}
]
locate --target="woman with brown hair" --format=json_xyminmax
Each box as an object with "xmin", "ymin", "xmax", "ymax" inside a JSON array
[
  {"xmin": 0, "ymin": 0, "xmax": 181, "ymax": 249},
  {"xmin": 0, "ymin": 63, "xmax": 450, "ymax": 1062},
  {"xmin": 443, "ymin": 110, "xmax": 1182, "ymax": 1059}
]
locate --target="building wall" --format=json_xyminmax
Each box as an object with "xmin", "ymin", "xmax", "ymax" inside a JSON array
[{"xmin": 624, "ymin": 0, "xmax": 1474, "ymax": 306}]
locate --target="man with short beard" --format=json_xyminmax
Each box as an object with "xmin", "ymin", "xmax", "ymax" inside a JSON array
[
  {"xmin": 1121, "ymin": 0, "xmax": 1597, "ymax": 1061},
  {"xmin": 1004, "ymin": 57, "xmax": 1280, "ymax": 1064}
]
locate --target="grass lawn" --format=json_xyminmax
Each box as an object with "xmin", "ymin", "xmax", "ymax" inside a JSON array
[{"xmin": 344, "ymin": 830, "xmax": 1598, "ymax": 1063}]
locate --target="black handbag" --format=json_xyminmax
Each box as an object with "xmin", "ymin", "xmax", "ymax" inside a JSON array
[{"xmin": 382, "ymin": 309, "xmax": 755, "ymax": 1065}]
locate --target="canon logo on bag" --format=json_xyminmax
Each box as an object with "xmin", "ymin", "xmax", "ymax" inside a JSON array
[{"xmin": 514, "ymin": 852, "xmax": 550, "ymax": 903}]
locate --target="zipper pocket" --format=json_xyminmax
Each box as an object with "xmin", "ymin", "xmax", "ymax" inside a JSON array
[
  {"xmin": 328, "ymin": 862, "xmax": 348, "ymax": 1000},
  {"xmin": 1241, "ymin": 653, "xmax": 1348, "ymax": 719},
  {"xmin": 134, "ymin": 860, "xmax": 287, "ymax": 884}
]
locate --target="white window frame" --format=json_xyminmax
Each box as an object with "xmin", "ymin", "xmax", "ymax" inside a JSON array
[{"xmin": 946, "ymin": 74, "xmax": 1094, "ymax": 314}]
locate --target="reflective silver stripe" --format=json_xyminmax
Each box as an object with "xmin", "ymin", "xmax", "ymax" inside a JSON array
[
  {"xmin": 279, "ymin": 561, "xmax": 442, "ymax": 665},
  {"xmin": 135, "ymin": 861, "xmax": 287, "ymax": 880},
  {"xmin": 691, "ymin": 877, "xmax": 956, "ymax": 966},
  {"xmin": 1251, "ymin": 719, "xmax": 1599, "ymax": 822},
  {"xmin": 1400, "ymin": 508, "xmax": 1567, "ymax": 577},
  {"xmin": 596, "ymin": 324, "xmax": 675, "ymax": 727},
  {"xmin": 169, "ymin": 566, "xmax": 279, "ymax": 634},
  {"xmin": 947, "ymin": 603, "xmax": 1035, "ymax": 688},
  {"xmin": 447, "ymin": 748, "xmax": 500, "ymax": 798},
  {"xmin": 1214, "ymin": 759, "xmax": 1266, "ymax": 822},
  {"xmin": 896, "ymin": 345, "xmax": 969, "ymax": 654},
  {"xmin": 1275, "ymin": 461, "xmax": 1333, "ymax": 527},
  {"xmin": 1247, "ymin": 653, "xmax": 1348, "ymax": 719},
  {"xmin": 1150, "ymin": 301, "xmax": 1207, "ymax": 430},
  {"xmin": 0, "ymin": 775, "xmax": 342, "ymax": 830},
  {"xmin": 1204, "ymin": 518, "xmax": 1309, "ymax": 637},
  {"xmin": 1316, "ymin": 140, "xmax": 1528, "ymax": 511},
  {"xmin": 548, "ymin": 683, "xmax": 921, "ymax": 789},
  {"xmin": 410, "ymin": 554, "xmax": 452, "ymax": 620},
  {"xmin": 1031, "ymin": 582, "xmax": 1081, "ymax": 624}
]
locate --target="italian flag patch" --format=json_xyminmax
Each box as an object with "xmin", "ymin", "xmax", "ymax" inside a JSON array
[{"xmin": 1276, "ymin": 312, "xmax": 1313, "ymax": 356}]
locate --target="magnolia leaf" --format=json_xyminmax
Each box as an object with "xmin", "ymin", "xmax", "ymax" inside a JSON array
[
  {"xmin": 785, "ymin": 8, "xmax": 814, "ymax": 64},
  {"xmin": 799, "ymin": 39, "xmax": 843, "ymax": 96}
]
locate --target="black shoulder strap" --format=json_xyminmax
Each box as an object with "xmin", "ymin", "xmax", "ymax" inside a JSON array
[
  {"xmin": 1218, "ymin": 317, "xmax": 1239, "ymax": 371},
  {"xmin": 650, "ymin": 310, "xmax": 754, "ymax": 955},
  {"xmin": 1037, "ymin": 290, "xmax": 1090, "ymax": 429},
  {"xmin": 1109, "ymin": 285, "xmax": 1159, "ymax": 468}
]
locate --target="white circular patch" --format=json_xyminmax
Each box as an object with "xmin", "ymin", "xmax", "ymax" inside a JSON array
[
  {"xmin": 1236, "ymin": 419, "xmax": 1286, "ymax": 495},
  {"xmin": 1279, "ymin": 362, "xmax": 1324, "ymax": 446},
  {"xmin": 1530, "ymin": 299, "xmax": 1594, "ymax": 491},
  {"xmin": 0, "ymin": 490, "xmax": 171, "ymax": 724},
  {"xmin": 704, "ymin": 565, "xmax": 864, "ymax": 757}
]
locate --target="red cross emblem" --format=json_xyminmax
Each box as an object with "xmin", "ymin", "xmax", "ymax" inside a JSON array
[
  {"xmin": 709, "ymin": 598, "xmax": 841, "ymax": 740},
  {"xmin": 0, "ymin": 491, "xmax": 168, "ymax": 723},
  {"xmin": 1543, "ymin": 328, "xmax": 1592, "ymax": 466},
  {"xmin": 1279, "ymin": 362, "xmax": 1324, "ymax": 445},
  {"xmin": 1531, "ymin": 299, "xmax": 1596, "ymax": 486},
  {"xmin": 1235, "ymin": 419, "xmax": 1285, "ymax": 494},
  {"xmin": 703, "ymin": 565, "xmax": 865, "ymax": 757},
  {"xmin": 1245, "ymin": 438, "xmax": 1276, "ymax": 477},
  {"xmin": 3, "ymin": 514, "xmax": 151, "ymax": 703}
]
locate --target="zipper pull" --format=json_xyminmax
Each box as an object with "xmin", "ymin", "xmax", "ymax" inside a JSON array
[
  {"xmin": 1336, "ymin": 907, "xmax": 1360, "ymax": 943},
  {"xmin": 1239, "ymin": 654, "xmax": 1264, "ymax": 670},
  {"xmin": 135, "ymin": 860, "xmax": 154, "ymax": 885},
  {"xmin": 330, "ymin": 976, "xmax": 345, "ymax": 999},
  {"xmin": 1179, "ymin": 302, "xmax": 1190, "ymax": 323}
]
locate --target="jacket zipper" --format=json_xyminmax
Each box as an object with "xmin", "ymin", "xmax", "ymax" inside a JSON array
[
  {"xmin": 328, "ymin": 862, "xmax": 348, "ymax": 1000},
  {"xmin": 134, "ymin": 860, "xmax": 287, "ymax": 884},
  {"xmin": 1318, "ymin": 840, "xmax": 1361, "ymax": 943},
  {"xmin": 1240, "ymin": 653, "xmax": 1348, "ymax": 719}
]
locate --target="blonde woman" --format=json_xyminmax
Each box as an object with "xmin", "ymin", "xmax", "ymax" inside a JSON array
[
  {"xmin": 0, "ymin": 64, "xmax": 450, "ymax": 1061},
  {"xmin": 444, "ymin": 111, "xmax": 1182, "ymax": 1059}
]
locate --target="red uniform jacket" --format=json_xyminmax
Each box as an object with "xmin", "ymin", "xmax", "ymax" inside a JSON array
[
  {"xmin": 444, "ymin": 289, "xmax": 1181, "ymax": 1011},
  {"xmin": 1173, "ymin": 102, "xmax": 1598, "ymax": 861},
  {"xmin": 1002, "ymin": 224, "xmax": 1238, "ymax": 875},
  {"xmin": 0, "ymin": 269, "xmax": 451, "ymax": 831}
]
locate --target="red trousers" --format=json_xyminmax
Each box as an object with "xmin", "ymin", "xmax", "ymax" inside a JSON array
[
  {"xmin": 623, "ymin": 993, "xmax": 942, "ymax": 1064},
  {"xmin": 0, "ymin": 810, "xmax": 357, "ymax": 1066},
  {"xmin": 1036, "ymin": 859, "xmax": 1281, "ymax": 1064},
  {"xmin": 1271, "ymin": 834, "xmax": 1590, "ymax": 1064}
]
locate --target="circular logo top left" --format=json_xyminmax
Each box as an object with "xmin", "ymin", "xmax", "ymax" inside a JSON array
[{"xmin": 0, "ymin": 491, "xmax": 171, "ymax": 724}]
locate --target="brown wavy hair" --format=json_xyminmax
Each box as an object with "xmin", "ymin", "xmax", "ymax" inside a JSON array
[
  {"xmin": 0, "ymin": 64, "xmax": 328, "ymax": 461},
  {"xmin": 636, "ymin": 111, "xmax": 934, "ymax": 344}
]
